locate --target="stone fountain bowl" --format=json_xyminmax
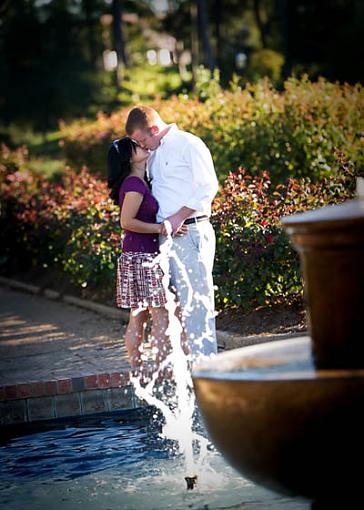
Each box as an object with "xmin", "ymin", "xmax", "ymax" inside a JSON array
[{"xmin": 192, "ymin": 336, "xmax": 364, "ymax": 503}]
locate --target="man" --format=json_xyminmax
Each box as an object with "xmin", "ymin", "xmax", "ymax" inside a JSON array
[{"xmin": 125, "ymin": 105, "xmax": 218, "ymax": 359}]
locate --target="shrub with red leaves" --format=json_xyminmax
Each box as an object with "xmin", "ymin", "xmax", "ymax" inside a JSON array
[
  {"xmin": 0, "ymin": 144, "xmax": 358, "ymax": 311},
  {"xmin": 212, "ymin": 153, "xmax": 357, "ymax": 309},
  {"xmin": 0, "ymin": 145, "xmax": 120, "ymax": 291}
]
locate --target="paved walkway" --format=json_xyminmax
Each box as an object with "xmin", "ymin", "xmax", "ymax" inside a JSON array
[
  {"xmin": 0, "ymin": 285, "xmax": 129, "ymax": 386},
  {"xmin": 0, "ymin": 284, "xmax": 135, "ymax": 424},
  {"xmin": 0, "ymin": 281, "xmax": 306, "ymax": 425}
]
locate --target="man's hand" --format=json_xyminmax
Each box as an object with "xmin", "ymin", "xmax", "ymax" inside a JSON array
[
  {"xmin": 176, "ymin": 223, "xmax": 189, "ymax": 236},
  {"xmin": 165, "ymin": 207, "xmax": 195, "ymax": 236},
  {"xmin": 165, "ymin": 211, "xmax": 186, "ymax": 236},
  {"xmin": 161, "ymin": 207, "xmax": 195, "ymax": 236},
  {"xmin": 160, "ymin": 220, "xmax": 188, "ymax": 237}
]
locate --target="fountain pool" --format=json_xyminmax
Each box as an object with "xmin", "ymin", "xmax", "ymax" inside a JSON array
[{"xmin": 0, "ymin": 408, "xmax": 308, "ymax": 510}]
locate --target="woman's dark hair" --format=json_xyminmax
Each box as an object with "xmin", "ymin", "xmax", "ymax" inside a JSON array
[{"xmin": 107, "ymin": 137, "xmax": 137, "ymax": 205}]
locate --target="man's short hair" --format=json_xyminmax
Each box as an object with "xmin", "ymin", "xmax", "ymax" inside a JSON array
[{"xmin": 125, "ymin": 105, "xmax": 161, "ymax": 136}]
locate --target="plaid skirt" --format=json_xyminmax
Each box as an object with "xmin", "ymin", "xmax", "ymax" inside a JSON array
[{"xmin": 116, "ymin": 251, "xmax": 167, "ymax": 309}]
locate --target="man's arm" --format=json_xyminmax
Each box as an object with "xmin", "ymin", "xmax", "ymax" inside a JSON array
[
  {"xmin": 165, "ymin": 206, "xmax": 196, "ymax": 235},
  {"xmin": 165, "ymin": 138, "xmax": 218, "ymax": 235}
]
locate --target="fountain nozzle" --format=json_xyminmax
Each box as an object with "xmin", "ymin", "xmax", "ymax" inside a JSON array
[{"xmin": 185, "ymin": 475, "xmax": 198, "ymax": 490}]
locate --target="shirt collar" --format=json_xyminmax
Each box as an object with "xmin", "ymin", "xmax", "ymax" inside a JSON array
[{"xmin": 160, "ymin": 123, "xmax": 178, "ymax": 146}]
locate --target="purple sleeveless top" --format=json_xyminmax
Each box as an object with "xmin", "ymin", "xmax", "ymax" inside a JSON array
[{"xmin": 119, "ymin": 176, "xmax": 159, "ymax": 253}]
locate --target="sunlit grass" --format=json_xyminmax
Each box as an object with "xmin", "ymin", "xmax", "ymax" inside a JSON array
[
  {"xmin": 27, "ymin": 157, "xmax": 66, "ymax": 179},
  {"xmin": 0, "ymin": 123, "xmax": 67, "ymax": 178}
]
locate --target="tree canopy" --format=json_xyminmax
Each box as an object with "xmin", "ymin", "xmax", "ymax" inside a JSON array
[{"xmin": 0, "ymin": 0, "xmax": 362, "ymax": 132}]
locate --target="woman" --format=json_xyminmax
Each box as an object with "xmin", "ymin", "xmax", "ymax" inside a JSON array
[{"xmin": 107, "ymin": 137, "xmax": 179, "ymax": 374}]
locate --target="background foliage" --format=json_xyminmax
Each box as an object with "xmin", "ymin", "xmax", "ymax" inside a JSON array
[
  {"xmin": 0, "ymin": 1, "xmax": 363, "ymax": 320},
  {"xmin": 58, "ymin": 76, "xmax": 364, "ymax": 184},
  {"xmin": 0, "ymin": 141, "xmax": 359, "ymax": 311}
]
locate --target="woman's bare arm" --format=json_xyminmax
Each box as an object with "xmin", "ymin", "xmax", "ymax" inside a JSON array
[{"xmin": 120, "ymin": 191, "xmax": 163, "ymax": 234}]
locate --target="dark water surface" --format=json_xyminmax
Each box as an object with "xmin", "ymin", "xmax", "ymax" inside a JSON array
[
  {"xmin": 0, "ymin": 409, "xmax": 167, "ymax": 482},
  {"xmin": 0, "ymin": 409, "xmax": 309, "ymax": 510}
]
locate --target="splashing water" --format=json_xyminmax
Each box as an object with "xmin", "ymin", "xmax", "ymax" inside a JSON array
[
  {"xmin": 0, "ymin": 411, "xmax": 305, "ymax": 510},
  {"xmin": 131, "ymin": 228, "xmax": 214, "ymax": 484}
]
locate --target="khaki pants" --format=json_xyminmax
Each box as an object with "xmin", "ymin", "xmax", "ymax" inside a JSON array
[{"xmin": 160, "ymin": 220, "xmax": 217, "ymax": 359}]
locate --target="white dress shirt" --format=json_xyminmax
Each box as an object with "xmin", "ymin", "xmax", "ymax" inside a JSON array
[{"xmin": 147, "ymin": 124, "xmax": 218, "ymax": 222}]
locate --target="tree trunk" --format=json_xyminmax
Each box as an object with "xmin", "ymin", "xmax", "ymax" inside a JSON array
[
  {"xmin": 190, "ymin": 1, "xmax": 199, "ymax": 89},
  {"xmin": 277, "ymin": 0, "xmax": 290, "ymax": 77},
  {"xmin": 197, "ymin": 0, "xmax": 215, "ymax": 71},
  {"xmin": 253, "ymin": 0, "xmax": 267, "ymax": 48},
  {"xmin": 82, "ymin": 0, "xmax": 97, "ymax": 66},
  {"xmin": 112, "ymin": 0, "xmax": 128, "ymax": 86},
  {"xmin": 213, "ymin": 0, "xmax": 222, "ymax": 70}
]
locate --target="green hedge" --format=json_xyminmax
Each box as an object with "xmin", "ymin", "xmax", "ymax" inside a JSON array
[{"xmin": 58, "ymin": 76, "xmax": 364, "ymax": 184}]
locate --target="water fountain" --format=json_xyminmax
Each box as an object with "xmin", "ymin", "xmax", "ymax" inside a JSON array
[
  {"xmin": 0, "ymin": 213, "xmax": 311, "ymax": 509},
  {"xmin": 192, "ymin": 179, "xmax": 364, "ymax": 507}
]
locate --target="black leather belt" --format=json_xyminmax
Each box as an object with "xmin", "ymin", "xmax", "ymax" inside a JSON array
[{"xmin": 183, "ymin": 215, "xmax": 209, "ymax": 225}]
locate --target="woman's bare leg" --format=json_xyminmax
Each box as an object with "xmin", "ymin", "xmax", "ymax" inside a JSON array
[
  {"xmin": 124, "ymin": 308, "xmax": 148, "ymax": 371},
  {"xmin": 149, "ymin": 307, "xmax": 171, "ymax": 370}
]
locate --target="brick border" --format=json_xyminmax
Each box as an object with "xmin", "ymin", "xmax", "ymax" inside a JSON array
[
  {"xmin": 0, "ymin": 369, "xmax": 142, "ymax": 425},
  {"xmin": 0, "ymin": 385, "xmax": 139, "ymax": 425},
  {"xmin": 0, "ymin": 370, "xmax": 131, "ymax": 401}
]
